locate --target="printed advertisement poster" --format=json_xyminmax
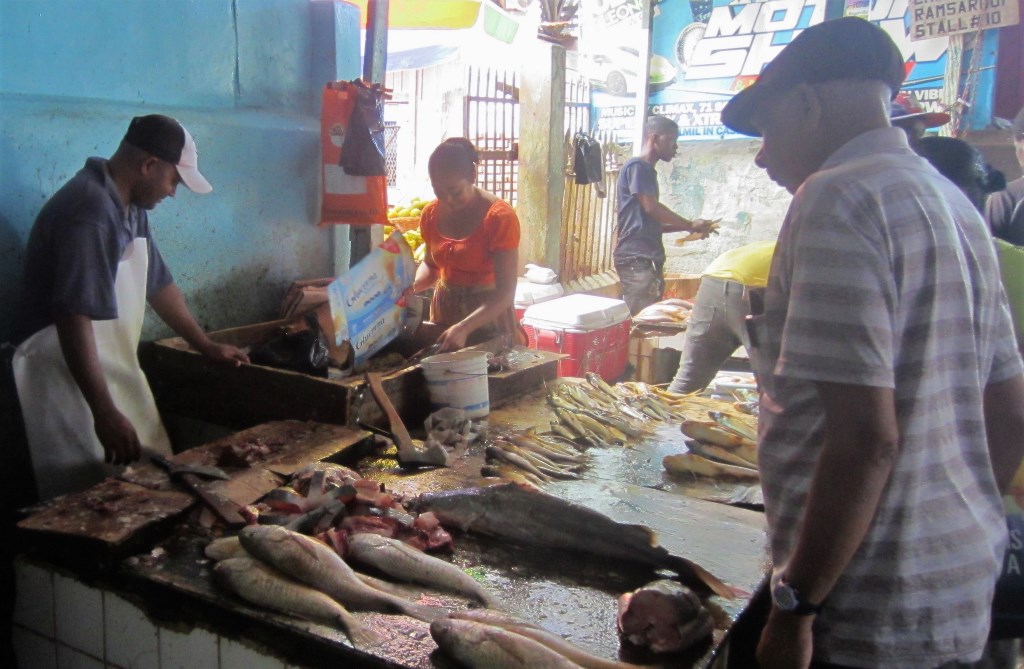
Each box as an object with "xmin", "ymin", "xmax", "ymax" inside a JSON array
[
  {"xmin": 647, "ymin": 0, "xmax": 953, "ymax": 140},
  {"xmin": 578, "ymin": 0, "xmax": 647, "ymax": 141}
]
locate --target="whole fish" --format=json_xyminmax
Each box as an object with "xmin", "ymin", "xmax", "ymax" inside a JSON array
[
  {"xmin": 238, "ymin": 525, "xmax": 441, "ymax": 621},
  {"xmin": 347, "ymin": 533, "xmax": 500, "ymax": 608},
  {"xmin": 430, "ymin": 617, "xmax": 584, "ymax": 669},
  {"xmin": 413, "ymin": 483, "xmax": 733, "ymax": 599},
  {"xmin": 213, "ymin": 557, "xmax": 379, "ymax": 647},
  {"xmin": 450, "ymin": 610, "xmax": 647, "ymax": 669}
]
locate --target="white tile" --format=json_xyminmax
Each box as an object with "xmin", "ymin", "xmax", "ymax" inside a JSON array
[
  {"xmin": 103, "ymin": 593, "xmax": 159, "ymax": 669},
  {"xmin": 12, "ymin": 625, "xmax": 57, "ymax": 669},
  {"xmin": 53, "ymin": 574, "xmax": 103, "ymax": 658},
  {"xmin": 220, "ymin": 637, "xmax": 286, "ymax": 669},
  {"xmin": 13, "ymin": 559, "xmax": 55, "ymax": 636},
  {"xmin": 160, "ymin": 626, "xmax": 218, "ymax": 669},
  {"xmin": 55, "ymin": 644, "xmax": 104, "ymax": 669}
]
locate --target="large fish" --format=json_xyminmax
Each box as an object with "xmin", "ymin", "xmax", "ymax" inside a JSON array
[
  {"xmin": 449, "ymin": 610, "xmax": 646, "ymax": 669},
  {"xmin": 347, "ymin": 533, "xmax": 500, "ymax": 608},
  {"xmin": 413, "ymin": 483, "xmax": 734, "ymax": 599},
  {"xmin": 430, "ymin": 617, "xmax": 584, "ymax": 669},
  {"xmin": 213, "ymin": 557, "xmax": 379, "ymax": 647},
  {"xmin": 238, "ymin": 525, "xmax": 442, "ymax": 622}
]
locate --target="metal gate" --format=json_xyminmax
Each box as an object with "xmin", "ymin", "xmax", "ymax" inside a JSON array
[{"xmin": 464, "ymin": 67, "xmax": 520, "ymax": 205}]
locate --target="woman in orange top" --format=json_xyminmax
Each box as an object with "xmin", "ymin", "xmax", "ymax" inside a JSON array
[{"xmin": 413, "ymin": 138, "xmax": 525, "ymax": 352}]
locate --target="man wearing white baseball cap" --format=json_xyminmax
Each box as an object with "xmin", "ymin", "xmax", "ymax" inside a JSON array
[{"xmin": 12, "ymin": 114, "xmax": 248, "ymax": 501}]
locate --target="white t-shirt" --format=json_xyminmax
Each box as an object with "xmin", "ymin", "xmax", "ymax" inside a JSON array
[{"xmin": 750, "ymin": 127, "xmax": 1023, "ymax": 668}]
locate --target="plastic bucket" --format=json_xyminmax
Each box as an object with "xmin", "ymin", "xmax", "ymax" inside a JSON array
[{"xmin": 420, "ymin": 350, "xmax": 490, "ymax": 418}]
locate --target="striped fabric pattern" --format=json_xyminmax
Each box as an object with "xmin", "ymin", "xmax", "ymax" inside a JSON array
[{"xmin": 752, "ymin": 128, "xmax": 1023, "ymax": 668}]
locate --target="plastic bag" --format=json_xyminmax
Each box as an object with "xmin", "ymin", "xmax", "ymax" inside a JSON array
[
  {"xmin": 573, "ymin": 131, "xmax": 604, "ymax": 185},
  {"xmin": 340, "ymin": 84, "xmax": 387, "ymax": 177},
  {"xmin": 249, "ymin": 312, "xmax": 330, "ymax": 377},
  {"xmin": 319, "ymin": 81, "xmax": 388, "ymax": 226}
]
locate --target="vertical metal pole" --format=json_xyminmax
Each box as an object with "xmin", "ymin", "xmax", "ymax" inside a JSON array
[{"xmin": 350, "ymin": 0, "xmax": 389, "ymax": 267}]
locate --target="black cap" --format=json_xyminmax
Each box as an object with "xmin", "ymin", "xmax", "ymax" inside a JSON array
[
  {"xmin": 721, "ymin": 17, "xmax": 906, "ymax": 137},
  {"xmin": 124, "ymin": 115, "xmax": 187, "ymax": 164},
  {"xmin": 122, "ymin": 114, "xmax": 212, "ymax": 193}
]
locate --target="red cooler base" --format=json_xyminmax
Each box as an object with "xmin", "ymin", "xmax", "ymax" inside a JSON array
[{"xmin": 523, "ymin": 321, "xmax": 629, "ymax": 381}]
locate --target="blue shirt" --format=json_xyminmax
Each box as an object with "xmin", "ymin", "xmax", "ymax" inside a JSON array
[
  {"xmin": 614, "ymin": 157, "xmax": 664, "ymax": 265},
  {"xmin": 14, "ymin": 157, "xmax": 174, "ymax": 344}
]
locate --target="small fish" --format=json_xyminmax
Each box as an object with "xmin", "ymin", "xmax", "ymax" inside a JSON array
[
  {"xmin": 687, "ymin": 441, "xmax": 758, "ymax": 471},
  {"xmin": 487, "ymin": 443, "xmax": 551, "ymax": 481},
  {"xmin": 481, "ymin": 464, "xmax": 545, "ymax": 488},
  {"xmin": 214, "ymin": 557, "xmax": 380, "ymax": 648},
  {"xmin": 708, "ymin": 410, "xmax": 758, "ymax": 443},
  {"xmin": 430, "ymin": 617, "xmax": 584, "ymax": 669},
  {"xmin": 347, "ymin": 533, "xmax": 500, "ymax": 608},
  {"xmin": 238, "ymin": 525, "xmax": 441, "ymax": 622},
  {"xmin": 664, "ymin": 453, "xmax": 760, "ymax": 483}
]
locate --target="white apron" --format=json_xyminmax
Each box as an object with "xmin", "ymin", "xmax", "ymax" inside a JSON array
[{"xmin": 13, "ymin": 238, "xmax": 172, "ymax": 500}]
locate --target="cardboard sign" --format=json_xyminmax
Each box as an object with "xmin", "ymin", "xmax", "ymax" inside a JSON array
[{"xmin": 909, "ymin": 0, "xmax": 1019, "ymax": 41}]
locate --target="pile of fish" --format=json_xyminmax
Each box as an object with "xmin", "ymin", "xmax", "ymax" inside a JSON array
[
  {"xmin": 631, "ymin": 299, "xmax": 693, "ymax": 328},
  {"xmin": 664, "ymin": 415, "xmax": 759, "ymax": 483},
  {"xmin": 208, "ymin": 524, "xmax": 500, "ymax": 647},
  {"xmin": 240, "ymin": 463, "xmax": 452, "ymax": 552},
  {"xmin": 546, "ymin": 375, "xmax": 672, "ymax": 447},
  {"xmin": 483, "ymin": 429, "xmax": 589, "ymax": 487}
]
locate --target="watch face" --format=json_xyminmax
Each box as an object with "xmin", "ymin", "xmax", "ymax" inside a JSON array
[{"xmin": 773, "ymin": 584, "xmax": 798, "ymax": 611}]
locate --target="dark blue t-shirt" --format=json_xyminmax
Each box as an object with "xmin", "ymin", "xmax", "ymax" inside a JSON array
[
  {"xmin": 614, "ymin": 157, "xmax": 664, "ymax": 265},
  {"xmin": 14, "ymin": 157, "xmax": 174, "ymax": 344}
]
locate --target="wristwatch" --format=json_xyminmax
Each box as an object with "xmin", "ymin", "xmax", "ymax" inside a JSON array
[{"xmin": 771, "ymin": 576, "xmax": 824, "ymax": 615}]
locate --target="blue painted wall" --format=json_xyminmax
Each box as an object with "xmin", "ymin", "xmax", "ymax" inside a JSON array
[{"xmin": 0, "ymin": 0, "xmax": 361, "ymax": 341}]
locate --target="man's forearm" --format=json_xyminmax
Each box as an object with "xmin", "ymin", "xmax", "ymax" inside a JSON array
[
  {"xmin": 781, "ymin": 383, "xmax": 899, "ymax": 606},
  {"xmin": 984, "ymin": 373, "xmax": 1024, "ymax": 494},
  {"xmin": 651, "ymin": 203, "xmax": 698, "ymax": 233},
  {"xmin": 148, "ymin": 283, "xmax": 212, "ymax": 353}
]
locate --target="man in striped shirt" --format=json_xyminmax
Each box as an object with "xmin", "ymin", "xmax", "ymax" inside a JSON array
[{"xmin": 720, "ymin": 17, "xmax": 1024, "ymax": 669}]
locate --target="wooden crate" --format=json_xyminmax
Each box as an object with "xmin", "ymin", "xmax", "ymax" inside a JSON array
[{"xmin": 141, "ymin": 320, "xmax": 560, "ymax": 432}]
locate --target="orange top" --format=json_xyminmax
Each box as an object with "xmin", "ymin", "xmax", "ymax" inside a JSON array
[{"xmin": 420, "ymin": 199, "xmax": 520, "ymax": 287}]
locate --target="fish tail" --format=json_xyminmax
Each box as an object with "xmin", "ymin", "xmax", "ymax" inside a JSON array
[
  {"xmin": 400, "ymin": 600, "xmax": 448, "ymax": 623},
  {"xmin": 343, "ymin": 617, "xmax": 385, "ymax": 648}
]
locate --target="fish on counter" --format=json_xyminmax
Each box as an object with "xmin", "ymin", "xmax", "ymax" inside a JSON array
[
  {"xmin": 412, "ymin": 482, "xmax": 735, "ymax": 599},
  {"xmin": 616, "ymin": 579, "xmax": 714, "ymax": 654},
  {"xmin": 238, "ymin": 525, "xmax": 443, "ymax": 622},
  {"xmin": 449, "ymin": 610, "xmax": 647, "ymax": 669},
  {"xmin": 346, "ymin": 533, "xmax": 500, "ymax": 608},
  {"xmin": 663, "ymin": 453, "xmax": 760, "ymax": 483},
  {"xmin": 213, "ymin": 556, "xmax": 380, "ymax": 648},
  {"xmin": 430, "ymin": 617, "xmax": 585, "ymax": 669}
]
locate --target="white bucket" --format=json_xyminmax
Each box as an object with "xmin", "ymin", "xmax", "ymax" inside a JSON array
[{"xmin": 420, "ymin": 350, "xmax": 490, "ymax": 418}]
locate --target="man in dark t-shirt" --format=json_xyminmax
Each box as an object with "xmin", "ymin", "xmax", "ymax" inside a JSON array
[
  {"xmin": 986, "ymin": 107, "xmax": 1024, "ymax": 245},
  {"xmin": 13, "ymin": 115, "xmax": 250, "ymax": 499},
  {"xmin": 613, "ymin": 115, "xmax": 716, "ymax": 314}
]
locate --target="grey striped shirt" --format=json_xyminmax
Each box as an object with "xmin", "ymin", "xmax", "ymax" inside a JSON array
[{"xmin": 751, "ymin": 128, "xmax": 1023, "ymax": 668}]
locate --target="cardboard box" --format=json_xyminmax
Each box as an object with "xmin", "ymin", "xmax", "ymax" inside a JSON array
[
  {"xmin": 629, "ymin": 330, "xmax": 687, "ymax": 384},
  {"xmin": 663, "ymin": 273, "xmax": 701, "ymax": 301}
]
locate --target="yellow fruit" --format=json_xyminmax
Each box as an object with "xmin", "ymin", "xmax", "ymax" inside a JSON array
[
  {"xmin": 410, "ymin": 207, "xmax": 422, "ymax": 217},
  {"xmin": 387, "ymin": 209, "xmax": 397, "ymax": 219}
]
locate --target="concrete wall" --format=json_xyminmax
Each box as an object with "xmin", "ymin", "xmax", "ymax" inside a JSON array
[
  {"xmin": 658, "ymin": 139, "xmax": 790, "ymax": 275},
  {"xmin": 0, "ymin": 0, "xmax": 361, "ymax": 342}
]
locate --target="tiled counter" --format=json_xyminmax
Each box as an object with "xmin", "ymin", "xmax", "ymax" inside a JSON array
[{"xmin": 13, "ymin": 557, "xmax": 302, "ymax": 669}]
